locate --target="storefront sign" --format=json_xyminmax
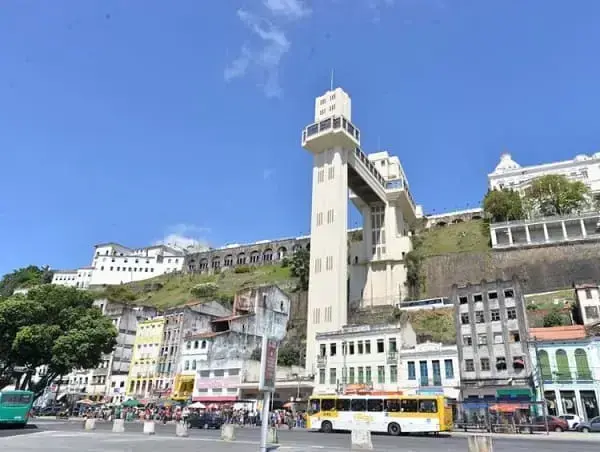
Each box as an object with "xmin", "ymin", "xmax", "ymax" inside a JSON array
[{"xmin": 259, "ymin": 337, "xmax": 278, "ymax": 392}]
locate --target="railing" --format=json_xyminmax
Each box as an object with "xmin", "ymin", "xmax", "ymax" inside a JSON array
[
  {"xmin": 490, "ymin": 210, "xmax": 600, "ymax": 227},
  {"xmin": 353, "ymin": 147, "xmax": 386, "ymax": 187},
  {"xmin": 316, "ymin": 355, "xmax": 327, "ymax": 369},
  {"xmin": 542, "ymin": 372, "xmax": 593, "ymax": 384},
  {"xmin": 387, "ymin": 351, "xmax": 398, "ymax": 364},
  {"xmin": 302, "ymin": 115, "xmax": 360, "ymax": 143}
]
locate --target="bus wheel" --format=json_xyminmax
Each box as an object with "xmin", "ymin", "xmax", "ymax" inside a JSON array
[
  {"xmin": 388, "ymin": 422, "xmax": 401, "ymax": 436},
  {"xmin": 321, "ymin": 421, "xmax": 333, "ymax": 434}
]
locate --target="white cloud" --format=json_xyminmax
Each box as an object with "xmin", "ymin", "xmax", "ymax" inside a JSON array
[
  {"xmin": 154, "ymin": 224, "xmax": 211, "ymax": 251},
  {"xmin": 225, "ymin": 1, "xmax": 310, "ymax": 98},
  {"xmin": 263, "ymin": 0, "xmax": 311, "ymax": 20}
]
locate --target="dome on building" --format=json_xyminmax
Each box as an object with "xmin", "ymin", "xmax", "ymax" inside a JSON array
[{"xmin": 493, "ymin": 153, "xmax": 521, "ymax": 173}]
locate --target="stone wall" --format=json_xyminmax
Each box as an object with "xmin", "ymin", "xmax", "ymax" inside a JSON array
[{"xmin": 423, "ymin": 242, "xmax": 600, "ymax": 297}]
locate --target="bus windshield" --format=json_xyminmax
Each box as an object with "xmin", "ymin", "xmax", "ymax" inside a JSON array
[{"xmin": 308, "ymin": 399, "xmax": 320, "ymax": 415}]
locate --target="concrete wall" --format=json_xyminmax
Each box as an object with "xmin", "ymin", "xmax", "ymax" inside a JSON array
[{"xmin": 422, "ymin": 242, "xmax": 600, "ymax": 298}]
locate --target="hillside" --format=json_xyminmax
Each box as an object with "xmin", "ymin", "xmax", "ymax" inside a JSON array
[
  {"xmin": 419, "ymin": 220, "xmax": 490, "ymax": 257},
  {"xmin": 92, "ymin": 264, "xmax": 297, "ymax": 309}
]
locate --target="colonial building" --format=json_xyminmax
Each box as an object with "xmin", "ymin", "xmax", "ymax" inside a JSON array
[
  {"xmin": 530, "ymin": 326, "xmax": 600, "ymax": 421},
  {"xmin": 313, "ymin": 323, "xmax": 417, "ymax": 395},
  {"xmin": 398, "ymin": 342, "xmax": 460, "ymax": 401},
  {"xmin": 52, "ymin": 243, "xmax": 185, "ymax": 289},
  {"xmin": 126, "ymin": 317, "xmax": 165, "ymax": 398},
  {"xmin": 488, "ymin": 152, "xmax": 600, "ymax": 195},
  {"xmin": 452, "ymin": 277, "xmax": 533, "ymax": 401},
  {"xmin": 574, "ymin": 283, "xmax": 600, "ymax": 326}
]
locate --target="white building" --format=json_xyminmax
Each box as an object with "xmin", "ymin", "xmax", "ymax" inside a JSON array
[
  {"xmin": 398, "ymin": 342, "xmax": 460, "ymax": 400},
  {"xmin": 313, "ymin": 323, "xmax": 417, "ymax": 395},
  {"xmin": 301, "ymin": 87, "xmax": 419, "ymax": 372},
  {"xmin": 488, "ymin": 152, "xmax": 600, "ymax": 194},
  {"xmin": 52, "ymin": 242, "xmax": 185, "ymax": 289},
  {"xmin": 574, "ymin": 284, "xmax": 600, "ymax": 325}
]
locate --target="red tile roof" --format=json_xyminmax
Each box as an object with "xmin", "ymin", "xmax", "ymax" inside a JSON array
[{"xmin": 530, "ymin": 325, "xmax": 587, "ymax": 341}]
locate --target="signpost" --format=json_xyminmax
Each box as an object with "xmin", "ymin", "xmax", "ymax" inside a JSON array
[{"xmin": 259, "ymin": 335, "xmax": 278, "ymax": 452}]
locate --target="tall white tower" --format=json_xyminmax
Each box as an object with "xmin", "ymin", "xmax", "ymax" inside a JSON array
[{"xmin": 301, "ymin": 88, "xmax": 419, "ymax": 376}]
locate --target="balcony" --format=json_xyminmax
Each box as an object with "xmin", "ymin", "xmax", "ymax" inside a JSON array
[
  {"xmin": 302, "ymin": 115, "xmax": 360, "ymax": 154},
  {"xmin": 316, "ymin": 355, "xmax": 327, "ymax": 369},
  {"xmin": 387, "ymin": 351, "xmax": 398, "ymax": 364}
]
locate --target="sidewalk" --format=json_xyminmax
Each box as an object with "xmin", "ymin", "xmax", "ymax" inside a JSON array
[{"xmin": 450, "ymin": 430, "xmax": 600, "ymax": 442}]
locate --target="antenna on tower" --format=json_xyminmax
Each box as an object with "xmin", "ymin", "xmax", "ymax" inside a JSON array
[{"xmin": 330, "ymin": 68, "xmax": 334, "ymax": 91}]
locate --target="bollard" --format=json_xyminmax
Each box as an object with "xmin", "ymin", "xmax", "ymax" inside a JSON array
[
  {"xmin": 351, "ymin": 427, "xmax": 373, "ymax": 450},
  {"xmin": 220, "ymin": 423, "xmax": 236, "ymax": 441},
  {"xmin": 176, "ymin": 422, "xmax": 189, "ymax": 438},
  {"xmin": 467, "ymin": 435, "xmax": 493, "ymax": 452},
  {"xmin": 112, "ymin": 418, "xmax": 125, "ymax": 433},
  {"xmin": 84, "ymin": 418, "xmax": 96, "ymax": 431},
  {"xmin": 267, "ymin": 426, "xmax": 278, "ymax": 444},
  {"xmin": 143, "ymin": 420, "xmax": 156, "ymax": 435}
]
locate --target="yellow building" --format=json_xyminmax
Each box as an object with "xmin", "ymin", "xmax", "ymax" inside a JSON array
[{"xmin": 126, "ymin": 317, "xmax": 165, "ymax": 398}]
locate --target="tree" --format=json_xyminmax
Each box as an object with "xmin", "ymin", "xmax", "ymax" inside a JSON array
[
  {"xmin": 289, "ymin": 248, "xmax": 310, "ymax": 291},
  {"xmin": 277, "ymin": 342, "xmax": 304, "ymax": 367},
  {"xmin": 543, "ymin": 309, "xmax": 566, "ymax": 327},
  {"xmin": 0, "ymin": 265, "xmax": 53, "ymax": 299},
  {"xmin": 482, "ymin": 189, "xmax": 524, "ymax": 222},
  {"xmin": 525, "ymin": 174, "xmax": 590, "ymax": 216},
  {"xmin": 0, "ymin": 285, "xmax": 117, "ymax": 398}
]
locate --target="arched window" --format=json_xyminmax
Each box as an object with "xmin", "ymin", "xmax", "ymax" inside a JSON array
[
  {"xmin": 555, "ymin": 349, "xmax": 571, "ymax": 382},
  {"xmin": 237, "ymin": 253, "xmax": 246, "ymax": 265},
  {"xmin": 538, "ymin": 350, "xmax": 552, "ymax": 381},
  {"xmin": 201, "ymin": 340, "xmax": 207, "ymax": 349},
  {"xmin": 263, "ymin": 248, "xmax": 273, "ymax": 262},
  {"xmin": 250, "ymin": 251, "xmax": 260, "ymax": 264},
  {"xmin": 277, "ymin": 247, "xmax": 287, "ymax": 260},
  {"xmin": 224, "ymin": 255, "xmax": 234, "ymax": 267},
  {"xmin": 575, "ymin": 348, "xmax": 592, "ymax": 381},
  {"xmin": 194, "ymin": 340, "xmax": 199, "ymax": 349}
]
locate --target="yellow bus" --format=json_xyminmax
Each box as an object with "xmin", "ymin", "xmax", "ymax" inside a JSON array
[{"xmin": 307, "ymin": 394, "xmax": 452, "ymax": 436}]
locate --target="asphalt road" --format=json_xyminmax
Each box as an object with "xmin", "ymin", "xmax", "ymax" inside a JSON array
[{"xmin": 0, "ymin": 419, "xmax": 598, "ymax": 451}]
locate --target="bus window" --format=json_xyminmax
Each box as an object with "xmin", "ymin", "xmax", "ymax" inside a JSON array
[
  {"xmin": 0, "ymin": 393, "xmax": 32, "ymax": 406},
  {"xmin": 385, "ymin": 399, "xmax": 400, "ymax": 412},
  {"xmin": 418, "ymin": 399, "xmax": 438, "ymax": 413},
  {"xmin": 351, "ymin": 399, "xmax": 367, "ymax": 412},
  {"xmin": 400, "ymin": 399, "xmax": 418, "ymax": 413},
  {"xmin": 322, "ymin": 399, "xmax": 336, "ymax": 411},
  {"xmin": 308, "ymin": 399, "xmax": 320, "ymax": 415},
  {"xmin": 336, "ymin": 399, "xmax": 351, "ymax": 411},
  {"xmin": 367, "ymin": 399, "xmax": 383, "ymax": 412}
]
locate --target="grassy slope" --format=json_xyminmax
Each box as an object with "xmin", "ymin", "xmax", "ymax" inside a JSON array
[
  {"xmin": 420, "ymin": 220, "xmax": 490, "ymax": 257},
  {"xmin": 95, "ymin": 265, "xmax": 296, "ymax": 309}
]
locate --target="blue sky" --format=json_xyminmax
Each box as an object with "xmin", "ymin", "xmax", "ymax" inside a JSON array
[{"xmin": 1, "ymin": 0, "xmax": 600, "ymax": 276}]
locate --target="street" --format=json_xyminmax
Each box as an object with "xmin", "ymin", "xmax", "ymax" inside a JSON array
[{"xmin": 0, "ymin": 419, "xmax": 599, "ymax": 451}]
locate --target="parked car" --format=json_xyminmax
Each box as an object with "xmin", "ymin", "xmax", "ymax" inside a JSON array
[
  {"xmin": 558, "ymin": 414, "xmax": 583, "ymax": 430},
  {"xmin": 521, "ymin": 416, "xmax": 568, "ymax": 433},
  {"xmin": 576, "ymin": 416, "xmax": 600, "ymax": 433},
  {"xmin": 187, "ymin": 413, "xmax": 224, "ymax": 429}
]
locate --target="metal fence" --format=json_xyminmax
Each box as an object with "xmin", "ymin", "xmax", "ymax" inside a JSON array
[{"xmin": 452, "ymin": 401, "xmax": 549, "ymax": 434}]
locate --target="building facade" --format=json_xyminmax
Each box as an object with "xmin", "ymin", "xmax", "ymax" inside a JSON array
[
  {"xmin": 530, "ymin": 326, "xmax": 600, "ymax": 421},
  {"xmin": 301, "ymin": 87, "xmax": 419, "ymax": 372},
  {"xmin": 126, "ymin": 317, "xmax": 165, "ymax": 398},
  {"xmin": 313, "ymin": 323, "xmax": 417, "ymax": 395},
  {"xmin": 488, "ymin": 152, "xmax": 600, "ymax": 195},
  {"xmin": 452, "ymin": 277, "xmax": 533, "ymax": 401},
  {"xmin": 574, "ymin": 284, "xmax": 600, "ymax": 325},
  {"xmin": 398, "ymin": 342, "xmax": 460, "ymax": 401},
  {"xmin": 52, "ymin": 243, "xmax": 185, "ymax": 289}
]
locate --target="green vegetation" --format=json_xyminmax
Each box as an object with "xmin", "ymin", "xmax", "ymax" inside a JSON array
[
  {"xmin": 543, "ymin": 309, "xmax": 570, "ymax": 327},
  {"xmin": 483, "ymin": 175, "xmax": 591, "ymax": 222},
  {"xmin": 286, "ymin": 249, "xmax": 310, "ymax": 291},
  {"xmin": 404, "ymin": 235, "xmax": 425, "ymax": 299},
  {"xmin": 0, "ymin": 265, "xmax": 54, "ymax": 298},
  {"xmin": 525, "ymin": 289, "xmax": 574, "ymax": 311},
  {"xmin": 0, "ymin": 285, "xmax": 117, "ymax": 398},
  {"xmin": 391, "ymin": 307, "xmax": 456, "ymax": 344},
  {"xmin": 526, "ymin": 174, "xmax": 591, "ymax": 216},
  {"xmin": 93, "ymin": 264, "xmax": 296, "ymax": 309},
  {"xmin": 419, "ymin": 220, "xmax": 490, "ymax": 257},
  {"xmin": 483, "ymin": 189, "xmax": 524, "ymax": 222}
]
